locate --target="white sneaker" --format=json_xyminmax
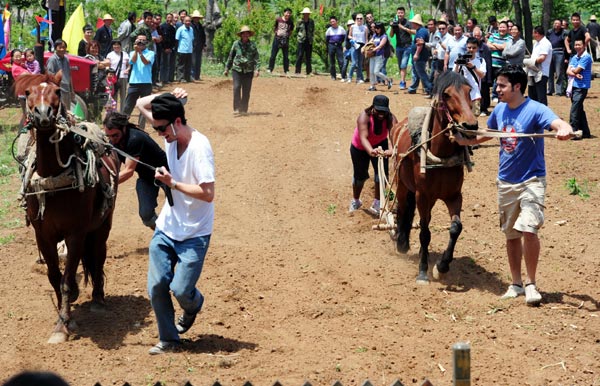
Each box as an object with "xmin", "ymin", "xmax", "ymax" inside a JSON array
[
  {"xmin": 500, "ymin": 284, "xmax": 525, "ymax": 299},
  {"xmin": 525, "ymin": 283, "xmax": 542, "ymax": 306},
  {"xmin": 369, "ymin": 200, "xmax": 380, "ymax": 215},
  {"xmin": 349, "ymin": 199, "xmax": 362, "ymax": 213},
  {"xmin": 340, "ymin": 78, "xmax": 346, "ymax": 82},
  {"xmin": 357, "ymin": 80, "xmax": 365, "ymax": 84},
  {"xmin": 346, "ymin": 78, "xmax": 352, "ymax": 83}
]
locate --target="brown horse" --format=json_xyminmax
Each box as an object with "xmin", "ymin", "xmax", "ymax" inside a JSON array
[
  {"xmin": 16, "ymin": 72, "xmax": 119, "ymax": 343},
  {"xmin": 389, "ymin": 71, "xmax": 478, "ymax": 284}
]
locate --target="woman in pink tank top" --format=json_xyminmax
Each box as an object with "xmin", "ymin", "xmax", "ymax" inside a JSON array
[{"xmin": 349, "ymin": 95, "xmax": 398, "ymax": 214}]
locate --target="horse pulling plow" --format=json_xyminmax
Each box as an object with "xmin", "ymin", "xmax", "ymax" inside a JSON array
[{"xmin": 371, "ymin": 71, "xmax": 581, "ymax": 285}]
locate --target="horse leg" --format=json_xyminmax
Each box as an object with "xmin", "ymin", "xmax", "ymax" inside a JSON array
[
  {"xmin": 36, "ymin": 236, "xmax": 62, "ymax": 308},
  {"xmin": 85, "ymin": 226, "xmax": 109, "ymax": 313},
  {"xmin": 416, "ymin": 216, "xmax": 432, "ymax": 284},
  {"xmin": 48, "ymin": 237, "xmax": 83, "ymax": 344},
  {"xmin": 396, "ymin": 189, "xmax": 416, "ymax": 254},
  {"xmin": 433, "ymin": 194, "xmax": 464, "ymax": 280},
  {"xmin": 433, "ymin": 214, "xmax": 463, "ymax": 280}
]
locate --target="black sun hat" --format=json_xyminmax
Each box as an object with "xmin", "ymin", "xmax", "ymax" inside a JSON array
[{"xmin": 372, "ymin": 95, "xmax": 390, "ymax": 113}]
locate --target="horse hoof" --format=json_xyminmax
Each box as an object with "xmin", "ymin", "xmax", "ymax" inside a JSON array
[
  {"xmin": 432, "ymin": 264, "xmax": 444, "ymax": 280},
  {"xmin": 416, "ymin": 272, "xmax": 429, "ymax": 285},
  {"xmin": 90, "ymin": 302, "xmax": 106, "ymax": 313},
  {"xmin": 48, "ymin": 332, "xmax": 68, "ymax": 344}
]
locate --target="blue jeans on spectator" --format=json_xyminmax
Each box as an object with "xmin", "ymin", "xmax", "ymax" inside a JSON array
[
  {"xmin": 547, "ymin": 50, "xmax": 565, "ymax": 95},
  {"xmin": 370, "ymin": 55, "xmax": 390, "ymax": 86},
  {"xmin": 268, "ymin": 38, "xmax": 290, "ymax": 73},
  {"xmin": 136, "ymin": 178, "xmax": 159, "ymax": 229},
  {"xmin": 408, "ymin": 60, "xmax": 432, "ymax": 94},
  {"xmin": 342, "ymin": 47, "xmax": 354, "ymax": 80},
  {"xmin": 395, "ymin": 46, "xmax": 411, "ymax": 70},
  {"xmin": 328, "ymin": 43, "xmax": 344, "ymax": 79},
  {"xmin": 349, "ymin": 43, "xmax": 364, "ymax": 81},
  {"xmin": 148, "ymin": 230, "xmax": 211, "ymax": 343},
  {"xmin": 570, "ymin": 87, "xmax": 590, "ymax": 138}
]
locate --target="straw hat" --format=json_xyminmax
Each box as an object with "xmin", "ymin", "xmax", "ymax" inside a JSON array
[
  {"xmin": 409, "ymin": 14, "xmax": 424, "ymax": 26},
  {"xmin": 102, "ymin": 14, "xmax": 114, "ymax": 20},
  {"xmin": 301, "ymin": 7, "xmax": 311, "ymax": 14},
  {"xmin": 237, "ymin": 25, "xmax": 255, "ymax": 37},
  {"xmin": 191, "ymin": 10, "xmax": 204, "ymax": 18},
  {"xmin": 347, "ymin": 19, "xmax": 355, "ymax": 26},
  {"xmin": 591, "ymin": 15, "xmax": 597, "ymax": 21}
]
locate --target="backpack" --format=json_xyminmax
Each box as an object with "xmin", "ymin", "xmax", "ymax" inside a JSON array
[{"xmin": 383, "ymin": 36, "xmax": 393, "ymax": 58}]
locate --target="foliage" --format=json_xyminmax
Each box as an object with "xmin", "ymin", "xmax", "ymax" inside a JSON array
[
  {"xmin": 0, "ymin": 129, "xmax": 19, "ymax": 177},
  {"xmin": 565, "ymin": 177, "xmax": 590, "ymax": 199}
]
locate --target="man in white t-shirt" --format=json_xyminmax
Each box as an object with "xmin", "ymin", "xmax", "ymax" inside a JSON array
[
  {"xmin": 106, "ymin": 40, "xmax": 130, "ymax": 112},
  {"xmin": 454, "ymin": 37, "xmax": 486, "ymax": 114},
  {"xmin": 526, "ymin": 26, "xmax": 553, "ymax": 105},
  {"xmin": 137, "ymin": 89, "xmax": 215, "ymax": 355}
]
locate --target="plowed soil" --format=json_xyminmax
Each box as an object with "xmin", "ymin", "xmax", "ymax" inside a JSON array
[{"xmin": 1, "ymin": 73, "xmax": 599, "ymax": 386}]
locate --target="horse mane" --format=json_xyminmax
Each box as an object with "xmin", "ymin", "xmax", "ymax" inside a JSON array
[
  {"xmin": 14, "ymin": 72, "xmax": 60, "ymax": 97},
  {"xmin": 432, "ymin": 71, "xmax": 470, "ymax": 100}
]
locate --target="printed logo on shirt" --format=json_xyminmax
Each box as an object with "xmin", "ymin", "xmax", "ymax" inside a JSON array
[{"xmin": 500, "ymin": 124, "xmax": 518, "ymax": 153}]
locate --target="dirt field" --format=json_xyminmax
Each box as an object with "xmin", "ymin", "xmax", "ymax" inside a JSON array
[{"xmin": 0, "ymin": 72, "xmax": 599, "ymax": 386}]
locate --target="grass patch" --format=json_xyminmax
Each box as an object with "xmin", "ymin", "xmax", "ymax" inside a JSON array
[{"xmin": 565, "ymin": 177, "xmax": 590, "ymax": 199}]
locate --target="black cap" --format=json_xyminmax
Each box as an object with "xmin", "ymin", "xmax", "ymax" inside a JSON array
[
  {"xmin": 373, "ymin": 95, "xmax": 390, "ymax": 113},
  {"xmin": 151, "ymin": 93, "xmax": 185, "ymax": 122}
]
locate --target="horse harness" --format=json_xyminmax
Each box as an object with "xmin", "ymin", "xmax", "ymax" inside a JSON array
[
  {"xmin": 20, "ymin": 115, "xmax": 118, "ymax": 220},
  {"xmin": 392, "ymin": 98, "xmax": 473, "ymax": 173}
]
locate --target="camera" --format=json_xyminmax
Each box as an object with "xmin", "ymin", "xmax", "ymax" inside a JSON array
[
  {"xmin": 455, "ymin": 53, "xmax": 472, "ymax": 65},
  {"xmin": 391, "ymin": 20, "xmax": 399, "ymax": 27},
  {"xmin": 135, "ymin": 40, "xmax": 147, "ymax": 46}
]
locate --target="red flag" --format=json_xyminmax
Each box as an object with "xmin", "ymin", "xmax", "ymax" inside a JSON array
[
  {"xmin": 35, "ymin": 15, "xmax": 53, "ymax": 24},
  {"xmin": 96, "ymin": 17, "xmax": 103, "ymax": 29},
  {"xmin": 319, "ymin": 4, "xmax": 324, "ymax": 15},
  {"xmin": 247, "ymin": 0, "xmax": 251, "ymax": 11}
]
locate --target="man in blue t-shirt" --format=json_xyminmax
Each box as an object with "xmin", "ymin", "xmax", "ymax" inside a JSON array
[
  {"xmin": 122, "ymin": 34, "xmax": 155, "ymax": 129},
  {"xmin": 455, "ymin": 64, "xmax": 574, "ymax": 307},
  {"xmin": 566, "ymin": 38, "xmax": 592, "ymax": 139},
  {"xmin": 405, "ymin": 14, "xmax": 432, "ymax": 97}
]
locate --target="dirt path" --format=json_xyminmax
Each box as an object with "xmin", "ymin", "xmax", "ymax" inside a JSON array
[{"xmin": 0, "ymin": 75, "xmax": 599, "ymax": 385}]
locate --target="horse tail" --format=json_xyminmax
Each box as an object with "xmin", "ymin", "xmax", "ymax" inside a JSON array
[{"xmin": 396, "ymin": 190, "xmax": 416, "ymax": 254}]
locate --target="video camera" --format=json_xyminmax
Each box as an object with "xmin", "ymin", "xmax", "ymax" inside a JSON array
[{"xmin": 455, "ymin": 53, "xmax": 473, "ymax": 65}]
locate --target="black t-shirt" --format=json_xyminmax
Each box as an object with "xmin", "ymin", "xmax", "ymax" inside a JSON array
[
  {"xmin": 118, "ymin": 128, "xmax": 168, "ymax": 182},
  {"xmin": 567, "ymin": 26, "xmax": 588, "ymax": 52}
]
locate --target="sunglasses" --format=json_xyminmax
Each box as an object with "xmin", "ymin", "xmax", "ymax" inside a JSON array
[
  {"xmin": 153, "ymin": 122, "xmax": 173, "ymax": 133},
  {"xmin": 356, "ymin": 17, "xmax": 363, "ymax": 20}
]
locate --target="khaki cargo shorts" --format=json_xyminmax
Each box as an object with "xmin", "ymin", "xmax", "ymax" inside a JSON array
[{"xmin": 497, "ymin": 176, "xmax": 546, "ymax": 240}]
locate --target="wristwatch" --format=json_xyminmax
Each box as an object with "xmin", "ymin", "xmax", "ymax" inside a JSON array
[{"xmin": 170, "ymin": 180, "xmax": 178, "ymax": 189}]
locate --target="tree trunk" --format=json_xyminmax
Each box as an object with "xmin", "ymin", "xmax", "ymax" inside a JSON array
[
  {"xmin": 542, "ymin": 0, "xmax": 552, "ymax": 31},
  {"xmin": 522, "ymin": 0, "xmax": 533, "ymax": 52},
  {"xmin": 512, "ymin": 0, "xmax": 523, "ymax": 31},
  {"xmin": 445, "ymin": 0, "xmax": 457, "ymax": 25}
]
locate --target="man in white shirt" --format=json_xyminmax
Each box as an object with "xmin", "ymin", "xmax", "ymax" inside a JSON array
[
  {"xmin": 444, "ymin": 24, "xmax": 468, "ymax": 70},
  {"xmin": 526, "ymin": 26, "xmax": 553, "ymax": 105},
  {"xmin": 454, "ymin": 37, "xmax": 486, "ymax": 115},
  {"xmin": 137, "ymin": 89, "xmax": 215, "ymax": 355}
]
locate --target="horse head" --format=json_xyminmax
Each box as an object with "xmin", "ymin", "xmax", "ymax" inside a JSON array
[
  {"xmin": 17, "ymin": 71, "xmax": 64, "ymax": 132},
  {"xmin": 432, "ymin": 71, "xmax": 479, "ymax": 138}
]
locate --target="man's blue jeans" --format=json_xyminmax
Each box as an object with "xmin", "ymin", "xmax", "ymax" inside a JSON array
[
  {"xmin": 148, "ymin": 230, "xmax": 211, "ymax": 342},
  {"xmin": 395, "ymin": 46, "xmax": 411, "ymax": 70},
  {"xmin": 408, "ymin": 60, "xmax": 432, "ymax": 94}
]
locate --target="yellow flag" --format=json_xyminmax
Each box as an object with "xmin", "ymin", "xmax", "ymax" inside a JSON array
[{"xmin": 62, "ymin": 3, "xmax": 85, "ymax": 55}]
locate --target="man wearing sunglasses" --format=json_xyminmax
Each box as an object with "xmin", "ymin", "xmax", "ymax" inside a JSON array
[
  {"xmin": 122, "ymin": 34, "xmax": 155, "ymax": 129},
  {"xmin": 136, "ymin": 89, "xmax": 215, "ymax": 355}
]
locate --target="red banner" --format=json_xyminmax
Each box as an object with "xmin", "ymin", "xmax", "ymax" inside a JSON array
[{"xmin": 35, "ymin": 15, "xmax": 53, "ymax": 24}]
